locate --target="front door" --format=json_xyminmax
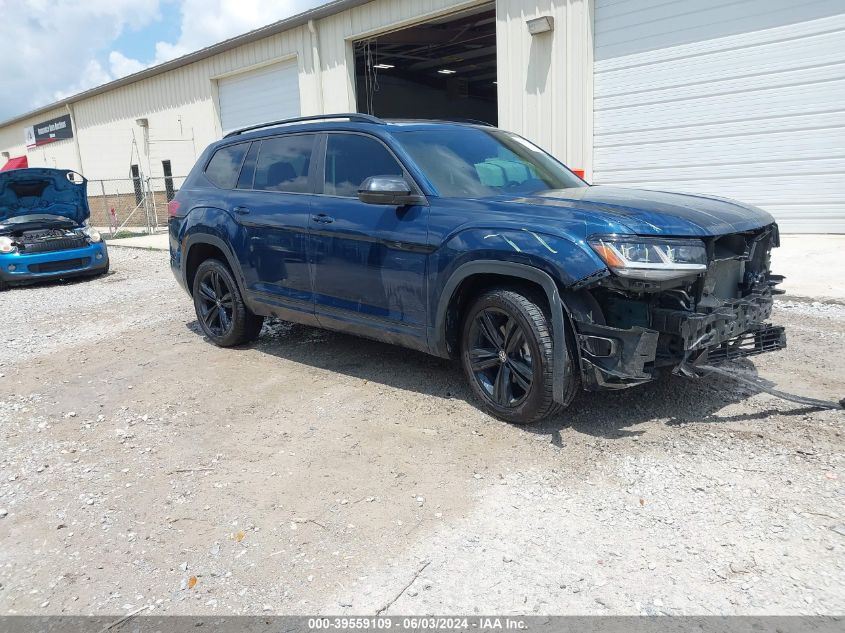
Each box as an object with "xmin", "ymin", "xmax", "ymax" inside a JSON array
[{"xmin": 309, "ymin": 132, "xmax": 430, "ymax": 349}]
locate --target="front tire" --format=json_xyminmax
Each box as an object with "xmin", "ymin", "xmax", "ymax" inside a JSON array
[
  {"xmin": 460, "ymin": 288, "xmax": 576, "ymax": 424},
  {"xmin": 192, "ymin": 258, "xmax": 263, "ymax": 347}
]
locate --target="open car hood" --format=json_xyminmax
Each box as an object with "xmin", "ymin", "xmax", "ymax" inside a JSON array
[{"xmin": 0, "ymin": 168, "xmax": 89, "ymax": 225}]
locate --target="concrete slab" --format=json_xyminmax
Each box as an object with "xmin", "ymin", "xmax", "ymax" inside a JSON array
[
  {"xmin": 106, "ymin": 232, "xmax": 169, "ymax": 251},
  {"xmin": 773, "ymin": 235, "xmax": 843, "ymax": 302},
  {"xmin": 102, "ymin": 230, "xmax": 842, "ymax": 301}
]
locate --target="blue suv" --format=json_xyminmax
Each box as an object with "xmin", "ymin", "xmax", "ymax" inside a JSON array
[{"xmin": 169, "ymin": 114, "xmax": 785, "ymax": 423}]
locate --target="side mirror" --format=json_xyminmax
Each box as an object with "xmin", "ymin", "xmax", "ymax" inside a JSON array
[{"xmin": 358, "ymin": 176, "xmax": 424, "ymax": 206}]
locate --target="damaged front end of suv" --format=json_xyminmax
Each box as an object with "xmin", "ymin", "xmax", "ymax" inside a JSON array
[{"xmin": 567, "ymin": 224, "xmax": 785, "ymax": 390}]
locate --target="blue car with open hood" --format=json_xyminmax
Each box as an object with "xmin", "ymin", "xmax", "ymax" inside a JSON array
[
  {"xmin": 0, "ymin": 168, "xmax": 109, "ymax": 290},
  {"xmin": 169, "ymin": 114, "xmax": 786, "ymax": 424}
]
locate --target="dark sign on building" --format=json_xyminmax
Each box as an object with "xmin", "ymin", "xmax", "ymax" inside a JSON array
[{"xmin": 25, "ymin": 114, "xmax": 73, "ymax": 148}]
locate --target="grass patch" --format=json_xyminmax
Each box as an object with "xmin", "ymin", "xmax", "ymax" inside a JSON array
[{"xmin": 104, "ymin": 230, "xmax": 149, "ymax": 240}]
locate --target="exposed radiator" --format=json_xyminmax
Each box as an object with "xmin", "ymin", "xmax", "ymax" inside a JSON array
[{"xmin": 21, "ymin": 236, "xmax": 88, "ymax": 253}]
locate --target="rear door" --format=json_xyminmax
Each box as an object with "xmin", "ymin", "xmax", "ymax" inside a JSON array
[
  {"xmin": 224, "ymin": 133, "xmax": 318, "ymax": 323},
  {"xmin": 309, "ymin": 132, "xmax": 430, "ymax": 349}
]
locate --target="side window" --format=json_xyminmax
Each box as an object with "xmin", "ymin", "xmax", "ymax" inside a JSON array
[
  {"xmin": 324, "ymin": 134, "xmax": 405, "ymax": 197},
  {"xmin": 253, "ymin": 134, "xmax": 315, "ymax": 193},
  {"xmin": 205, "ymin": 143, "xmax": 248, "ymax": 189},
  {"xmin": 236, "ymin": 142, "xmax": 260, "ymax": 189}
]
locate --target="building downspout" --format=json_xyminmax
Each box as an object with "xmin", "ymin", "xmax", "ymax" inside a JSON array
[
  {"xmin": 308, "ymin": 19, "xmax": 325, "ymax": 114},
  {"xmin": 65, "ymin": 103, "xmax": 84, "ymax": 175}
]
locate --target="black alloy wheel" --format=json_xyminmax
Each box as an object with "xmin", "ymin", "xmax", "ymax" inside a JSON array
[
  {"xmin": 460, "ymin": 288, "xmax": 576, "ymax": 424},
  {"xmin": 192, "ymin": 258, "xmax": 264, "ymax": 347},
  {"xmin": 467, "ymin": 307, "xmax": 534, "ymax": 407},
  {"xmin": 197, "ymin": 267, "xmax": 234, "ymax": 338}
]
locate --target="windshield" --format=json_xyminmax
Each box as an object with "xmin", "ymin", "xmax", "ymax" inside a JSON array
[{"xmin": 392, "ymin": 128, "xmax": 585, "ymax": 197}]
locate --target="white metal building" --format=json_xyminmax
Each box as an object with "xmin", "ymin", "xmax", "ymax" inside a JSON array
[{"xmin": 0, "ymin": 0, "xmax": 842, "ymax": 232}]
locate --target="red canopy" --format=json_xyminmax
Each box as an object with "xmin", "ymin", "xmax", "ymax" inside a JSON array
[{"xmin": 1, "ymin": 156, "xmax": 28, "ymax": 171}]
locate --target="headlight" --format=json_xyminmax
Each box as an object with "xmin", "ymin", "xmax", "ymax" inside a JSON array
[
  {"xmin": 589, "ymin": 235, "xmax": 707, "ymax": 281},
  {"xmin": 0, "ymin": 236, "xmax": 16, "ymax": 254},
  {"xmin": 82, "ymin": 226, "xmax": 102, "ymax": 243}
]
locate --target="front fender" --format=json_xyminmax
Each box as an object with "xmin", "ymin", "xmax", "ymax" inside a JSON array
[
  {"xmin": 431, "ymin": 226, "xmax": 606, "ymax": 295},
  {"xmin": 426, "ymin": 228, "xmax": 609, "ymax": 405},
  {"xmin": 427, "ymin": 227, "xmax": 607, "ymax": 328},
  {"xmin": 429, "ymin": 259, "xmax": 574, "ymax": 404}
]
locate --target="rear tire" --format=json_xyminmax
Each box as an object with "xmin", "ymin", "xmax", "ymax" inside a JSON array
[
  {"xmin": 192, "ymin": 258, "xmax": 264, "ymax": 347},
  {"xmin": 460, "ymin": 288, "xmax": 576, "ymax": 424}
]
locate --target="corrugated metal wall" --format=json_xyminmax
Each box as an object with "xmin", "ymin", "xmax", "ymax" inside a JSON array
[
  {"xmin": 71, "ymin": 24, "xmax": 314, "ymax": 181},
  {"xmin": 0, "ymin": 23, "xmax": 316, "ymax": 182},
  {"xmin": 496, "ymin": 0, "xmax": 593, "ymax": 176},
  {"xmin": 0, "ymin": 0, "xmax": 593, "ymax": 188},
  {"xmin": 4, "ymin": 0, "xmax": 843, "ymax": 233},
  {"xmin": 593, "ymin": 0, "xmax": 845, "ymax": 233}
]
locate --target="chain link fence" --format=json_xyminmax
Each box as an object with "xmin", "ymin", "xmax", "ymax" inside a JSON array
[{"xmin": 87, "ymin": 175, "xmax": 186, "ymax": 235}]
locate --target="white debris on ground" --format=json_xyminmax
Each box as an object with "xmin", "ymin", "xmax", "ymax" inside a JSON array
[{"xmin": 0, "ymin": 248, "xmax": 842, "ymax": 615}]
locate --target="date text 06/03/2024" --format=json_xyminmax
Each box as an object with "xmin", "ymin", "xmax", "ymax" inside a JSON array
[{"xmin": 306, "ymin": 617, "xmax": 527, "ymax": 630}]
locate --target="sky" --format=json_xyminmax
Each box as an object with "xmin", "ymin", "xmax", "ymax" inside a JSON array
[{"xmin": 0, "ymin": 0, "xmax": 328, "ymax": 122}]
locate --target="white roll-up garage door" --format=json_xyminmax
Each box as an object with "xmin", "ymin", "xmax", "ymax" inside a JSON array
[
  {"xmin": 593, "ymin": 1, "xmax": 845, "ymax": 233},
  {"xmin": 217, "ymin": 59, "xmax": 301, "ymax": 135}
]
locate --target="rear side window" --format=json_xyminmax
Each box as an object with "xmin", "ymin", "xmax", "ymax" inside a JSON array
[
  {"xmin": 253, "ymin": 134, "xmax": 315, "ymax": 193},
  {"xmin": 324, "ymin": 134, "xmax": 404, "ymax": 197},
  {"xmin": 205, "ymin": 143, "xmax": 248, "ymax": 189}
]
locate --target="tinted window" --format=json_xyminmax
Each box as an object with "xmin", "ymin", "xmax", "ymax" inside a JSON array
[
  {"xmin": 236, "ymin": 142, "xmax": 260, "ymax": 189},
  {"xmin": 205, "ymin": 143, "xmax": 248, "ymax": 189},
  {"xmin": 324, "ymin": 134, "xmax": 404, "ymax": 197},
  {"xmin": 254, "ymin": 135, "xmax": 315, "ymax": 193},
  {"xmin": 393, "ymin": 128, "xmax": 584, "ymax": 197}
]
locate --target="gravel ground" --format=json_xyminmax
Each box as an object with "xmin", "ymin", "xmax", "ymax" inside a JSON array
[{"xmin": 0, "ymin": 247, "xmax": 842, "ymax": 616}]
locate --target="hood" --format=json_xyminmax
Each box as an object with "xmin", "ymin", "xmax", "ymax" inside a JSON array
[
  {"xmin": 0, "ymin": 168, "xmax": 89, "ymax": 225},
  {"xmin": 506, "ymin": 186, "xmax": 776, "ymax": 237}
]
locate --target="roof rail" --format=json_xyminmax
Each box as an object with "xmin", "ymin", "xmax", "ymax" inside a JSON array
[
  {"xmin": 445, "ymin": 118, "xmax": 495, "ymax": 127},
  {"xmin": 224, "ymin": 113, "xmax": 385, "ymax": 137}
]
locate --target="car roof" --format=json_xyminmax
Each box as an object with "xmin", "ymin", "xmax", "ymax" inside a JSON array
[{"xmin": 220, "ymin": 117, "xmax": 492, "ymax": 145}]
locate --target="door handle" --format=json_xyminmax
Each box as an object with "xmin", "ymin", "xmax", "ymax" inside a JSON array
[
  {"xmin": 312, "ymin": 214, "xmax": 334, "ymax": 224},
  {"xmin": 233, "ymin": 206, "xmax": 251, "ymax": 215}
]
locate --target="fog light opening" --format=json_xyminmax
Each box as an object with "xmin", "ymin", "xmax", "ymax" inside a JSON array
[{"xmin": 583, "ymin": 335, "xmax": 617, "ymax": 358}]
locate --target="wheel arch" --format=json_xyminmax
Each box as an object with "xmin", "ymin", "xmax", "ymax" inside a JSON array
[
  {"xmin": 430, "ymin": 261, "xmax": 573, "ymax": 404},
  {"xmin": 182, "ymin": 233, "xmax": 245, "ymax": 297}
]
